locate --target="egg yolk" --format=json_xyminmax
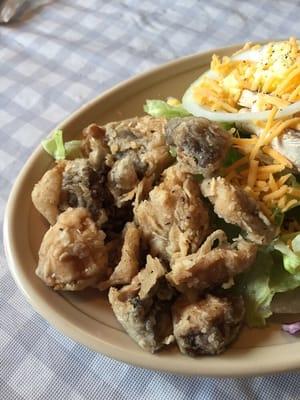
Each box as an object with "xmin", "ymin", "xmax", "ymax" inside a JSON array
[{"xmin": 193, "ymin": 38, "xmax": 300, "ymax": 113}]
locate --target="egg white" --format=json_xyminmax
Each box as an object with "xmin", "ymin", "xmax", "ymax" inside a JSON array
[{"xmin": 182, "ymin": 41, "xmax": 300, "ymax": 122}]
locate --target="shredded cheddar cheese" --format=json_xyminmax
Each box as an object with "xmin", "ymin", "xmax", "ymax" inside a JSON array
[
  {"xmin": 193, "ymin": 38, "xmax": 300, "ymax": 114},
  {"xmin": 282, "ymin": 199, "xmax": 298, "ymax": 212},
  {"xmin": 264, "ymin": 117, "xmax": 300, "ymax": 146},
  {"xmin": 278, "ymin": 195, "xmax": 287, "ymax": 209},
  {"xmin": 277, "ymin": 174, "xmax": 292, "ymax": 186},
  {"xmin": 257, "ymin": 165, "xmax": 286, "ymax": 173},
  {"xmin": 273, "ymin": 65, "xmax": 300, "ymax": 95},
  {"xmin": 247, "ymin": 160, "xmax": 259, "ymax": 188},
  {"xmin": 288, "ymin": 188, "xmax": 300, "ymax": 198},
  {"xmin": 264, "ymin": 106, "xmax": 278, "ymax": 132},
  {"xmin": 263, "ymin": 185, "xmax": 289, "ymax": 202},
  {"xmin": 226, "ymin": 129, "xmax": 298, "ymax": 219},
  {"xmin": 288, "ymin": 85, "xmax": 300, "ymax": 101},
  {"xmin": 194, "ymin": 38, "xmax": 300, "ymax": 221},
  {"xmin": 258, "ymin": 201, "xmax": 273, "ymax": 218},
  {"xmin": 260, "ymin": 94, "xmax": 290, "ymax": 109},
  {"xmin": 262, "ymin": 146, "xmax": 293, "ymax": 168},
  {"xmin": 249, "ymin": 107, "xmax": 279, "ymax": 160},
  {"xmin": 268, "ymin": 174, "xmax": 278, "ymax": 192},
  {"xmin": 224, "ymin": 155, "xmax": 249, "ymax": 174}
]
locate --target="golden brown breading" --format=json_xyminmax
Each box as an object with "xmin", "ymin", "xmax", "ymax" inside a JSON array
[
  {"xmin": 105, "ymin": 116, "xmax": 172, "ymax": 206},
  {"xmin": 81, "ymin": 123, "xmax": 109, "ymax": 170},
  {"xmin": 172, "ymin": 294, "xmax": 245, "ymax": 356},
  {"xmin": 36, "ymin": 208, "xmax": 108, "ymax": 290},
  {"xmin": 201, "ymin": 177, "xmax": 276, "ymax": 244},
  {"xmin": 166, "ymin": 117, "xmax": 231, "ymax": 176},
  {"xmin": 31, "ymin": 161, "xmax": 66, "ymax": 225},
  {"xmin": 98, "ymin": 222, "xmax": 141, "ymax": 290},
  {"xmin": 109, "ymin": 255, "xmax": 174, "ymax": 353},
  {"xmin": 134, "ymin": 165, "xmax": 210, "ymax": 261},
  {"xmin": 167, "ymin": 230, "xmax": 257, "ymax": 294}
]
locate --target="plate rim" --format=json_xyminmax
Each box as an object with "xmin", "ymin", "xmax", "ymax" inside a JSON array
[{"xmin": 4, "ymin": 41, "xmax": 300, "ymax": 377}]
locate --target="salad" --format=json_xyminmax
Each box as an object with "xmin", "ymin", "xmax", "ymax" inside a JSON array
[
  {"xmin": 145, "ymin": 38, "xmax": 300, "ymax": 330},
  {"xmin": 32, "ymin": 38, "xmax": 300, "ymax": 358}
]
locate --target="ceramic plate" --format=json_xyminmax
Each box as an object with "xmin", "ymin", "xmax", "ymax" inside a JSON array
[{"xmin": 4, "ymin": 44, "xmax": 300, "ymax": 377}]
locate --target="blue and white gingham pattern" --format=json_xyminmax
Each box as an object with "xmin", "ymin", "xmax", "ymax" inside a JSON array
[{"xmin": 1, "ymin": 1, "xmax": 300, "ymax": 398}]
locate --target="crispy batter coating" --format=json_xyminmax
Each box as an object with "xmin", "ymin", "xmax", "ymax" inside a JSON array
[
  {"xmin": 98, "ymin": 222, "xmax": 141, "ymax": 290},
  {"xmin": 36, "ymin": 208, "xmax": 108, "ymax": 290},
  {"xmin": 109, "ymin": 255, "xmax": 174, "ymax": 353},
  {"xmin": 81, "ymin": 123, "xmax": 109, "ymax": 170},
  {"xmin": 201, "ymin": 177, "xmax": 276, "ymax": 244},
  {"xmin": 166, "ymin": 117, "xmax": 231, "ymax": 176},
  {"xmin": 172, "ymin": 294, "xmax": 244, "ymax": 356},
  {"xmin": 167, "ymin": 230, "xmax": 257, "ymax": 294},
  {"xmin": 107, "ymin": 154, "xmax": 140, "ymax": 206},
  {"xmin": 135, "ymin": 165, "xmax": 210, "ymax": 261},
  {"xmin": 105, "ymin": 116, "xmax": 172, "ymax": 206},
  {"xmin": 32, "ymin": 161, "xmax": 66, "ymax": 225},
  {"xmin": 33, "ymin": 115, "xmax": 261, "ymax": 357}
]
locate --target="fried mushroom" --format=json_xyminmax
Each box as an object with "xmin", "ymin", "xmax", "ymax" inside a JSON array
[
  {"xmin": 32, "ymin": 161, "xmax": 66, "ymax": 225},
  {"xmin": 105, "ymin": 116, "xmax": 172, "ymax": 206},
  {"xmin": 32, "ymin": 157, "xmax": 109, "ymax": 228},
  {"xmin": 109, "ymin": 255, "xmax": 174, "ymax": 353},
  {"xmin": 36, "ymin": 208, "xmax": 108, "ymax": 290},
  {"xmin": 59, "ymin": 158, "xmax": 108, "ymax": 226},
  {"xmin": 81, "ymin": 123, "xmax": 110, "ymax": 170},
  {"xmin": 167, "ymin": 230, "xmax": 257, "ymax": 294},
  {"xmin": 172, "ymin": 294, "xmax": 245, "ymax": 356},
  {"xmin": 201, "ymin": 177, "xmax": 276, "ymax": 244},
  {"xmin": 98, "ymin": 222, "xmax": 141, "ymax": 290},
  {"xmin": 166, "ymin": 117, "xmax": 231, "ymax": 176},
  {"xmin": 107, "ymin": 153, "xmax": 140, "ymax": 206},
  {"xmin": 134, "ymin": 165, "xmax": 210, "ymax": 261}
]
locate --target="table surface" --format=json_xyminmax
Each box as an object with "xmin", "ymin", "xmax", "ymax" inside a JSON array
[{"xmin": 1, "ymin": 1, "xmax": 300, "ymax": 399}]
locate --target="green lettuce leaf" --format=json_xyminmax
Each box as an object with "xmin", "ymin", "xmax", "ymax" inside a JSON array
[
  {"xmin": 235, "ymin": 246, "xmax": 300, "ymax": 327},
  {"xmin": 235, "ymin": 250, "xmax": 274, "ymax": 326},
  {"xmin": 144, "ymin": 99, "xmax": 191, "ymax": 118},
  {"xmin": 42, "ymin": 130, "xmax": 82, "ymax": 160},
  {"xmin": 274, "ymin": 232, "xmax": 300, "ymax": 274},
  {"xmin": 42, "ymin": 129, "xmax": 66, "ymax": 160},
  {"xmin": 270, "ymin": 250, "xmax": 300, "ymax": 293}
]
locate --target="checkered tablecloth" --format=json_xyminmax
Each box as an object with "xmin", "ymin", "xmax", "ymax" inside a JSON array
[{"xmin": 1, "ymin": 1, "xmax": 300, "ymax": 398}]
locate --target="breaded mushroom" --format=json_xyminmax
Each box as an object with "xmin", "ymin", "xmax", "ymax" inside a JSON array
[
  {"xmin": 32, "ymin": 161, "xmax": 66, "ymax": 225},
  {"xmin": 201, "ymin": 177, "xmax": 276, "ymax": 244},
  {"xmin": 36, "ymin": 208, "xmax": 108, "ymax": 290},
  {"xmin": 167, "ymin": 230, "xmax": 257, "ymax": 294},
  {"xmin": 81, "ymin": 123, "xmax": 110, "ymax": 170},
  {"xmin": 135, "ymin": 165, "xmax": 210, "ymax": 261},
  {"xmin": 59, "ymin": 158, "xmax": 108, "ymax": 226},
  {"xmin": 166, "ymin": 117, "xmax": 231, "ymax": 176},
  {"xmin": 105, "ymin": 116, "xmax": 172, "ymax": 206},
  {"xmin": 98, "ymin": 222, "xmax": 141, "ymax": 290},
  {"xmin": 32, "ymin": 158, "xmax": 111, "ymax": 228},
  {"xmin": 109, "ymin": 255, "xmax": 174, "ymax": 353},
  {"xmin": 172, "ymin": 294, "xmax": 245, "ymax": 356}
]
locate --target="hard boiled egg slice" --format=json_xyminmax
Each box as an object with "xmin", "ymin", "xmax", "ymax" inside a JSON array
[{"xmin": 182, "ymin": 40, "xmax": 300, "ymax": 122}]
